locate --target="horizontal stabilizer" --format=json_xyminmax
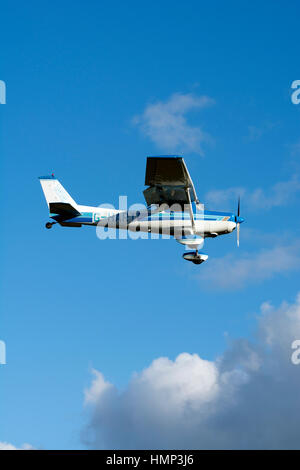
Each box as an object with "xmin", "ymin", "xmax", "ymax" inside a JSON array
[{"xmin": 49, "ymin": 202, "xmax": 81, "ymax": 217}]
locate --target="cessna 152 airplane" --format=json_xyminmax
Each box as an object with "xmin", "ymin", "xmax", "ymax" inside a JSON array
[{"xmin": 39, "ymin": 156, "xmax": 244, "ymax": 264}]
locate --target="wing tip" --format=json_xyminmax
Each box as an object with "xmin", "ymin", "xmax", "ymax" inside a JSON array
[{"xmin": 147, "ymin": 155, "xmax": 183, "ymax": 159}]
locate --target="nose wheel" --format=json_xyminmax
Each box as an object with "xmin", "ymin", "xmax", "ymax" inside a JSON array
[{"xmin": 182, "ymin": 250, "xmax": 208, "ymax": 265}]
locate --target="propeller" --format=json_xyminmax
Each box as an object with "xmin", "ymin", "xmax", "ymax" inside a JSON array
[
  {"xmin": 235, "ymin": 197, "xmax": 242, "ymax": 247},
  {"xmin": 237, "ymin": 222, "xmax": 240, "ymax": 247}
]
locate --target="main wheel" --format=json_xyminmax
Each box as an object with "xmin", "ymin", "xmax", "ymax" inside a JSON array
[{"xmin": 45, "ymin": 222, "xmax": 53, "ymax": 229}]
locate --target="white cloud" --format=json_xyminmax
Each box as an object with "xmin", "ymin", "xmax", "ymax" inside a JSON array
[
  {"xmin": 205, "ymin": 176, "xmax": 300, "ymax": 211},
  {"xmin": 82, "ymin": 294, "xmax": 300, "ymax": 449},
  {"xmin": 246, "ymin": 122, "xmax": 276, "ymax": 142},
  {"xmin": 237, "ymin": 227, "xmax": 290, "ymax": 245},
  {"xmin": 205, "ymin": 186, "xmax": 245, "ymax": 210},
  {"xmin": 0, "ymin": 442, "xmax": 34, "ymax": 450},
  {"xmin": 84, "ymin": 369, "xmax": 114, "ymax": 405},
  {"xmin": 248, "ymin": 176, "xmax": 300, "ymax": 210},
  {"xmin": 198, "ymin": 241, "xmax": 300, "ymax": 290},
  {"xmin": 133, "ymin": 92, "xmax": 214, "ymax": 155}
]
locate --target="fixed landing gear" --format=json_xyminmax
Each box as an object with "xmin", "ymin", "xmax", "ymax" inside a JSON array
[
  {"xmin": 45, "ymin": 222, "xmax": 56, "ymax": 229},
  {"xmin": 182, "ymin": 250, "xmax": 208, "ymax": 265}
]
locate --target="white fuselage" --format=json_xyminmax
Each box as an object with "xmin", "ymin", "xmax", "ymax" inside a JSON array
[{"xmin": 71, "ymin": 205, "xmax": 237, "ymax": 238}]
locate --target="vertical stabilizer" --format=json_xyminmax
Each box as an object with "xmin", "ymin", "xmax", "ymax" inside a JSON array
[{"xmin": 39, "ymin": 175, "xmax": 77, "ymax": 209}]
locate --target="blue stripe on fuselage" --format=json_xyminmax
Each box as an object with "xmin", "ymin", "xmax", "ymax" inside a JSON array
[{"xmin": 145, "ymin": 210, "xmax": 235, "ymax": 222}]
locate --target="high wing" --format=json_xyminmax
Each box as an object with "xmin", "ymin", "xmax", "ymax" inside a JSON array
[{"xmin": 143, "ymin": 156, "xmax": 199, "ymax": 208}]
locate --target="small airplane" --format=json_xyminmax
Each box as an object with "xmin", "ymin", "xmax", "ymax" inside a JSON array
[{"xmin": 39, "ymin": 156, "xmax": 244, "ymax": 264}]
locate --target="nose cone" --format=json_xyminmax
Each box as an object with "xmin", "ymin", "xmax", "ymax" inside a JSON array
[{"xmin": 236, "ymin": 216, "xmax": 245, "ymax": 224}]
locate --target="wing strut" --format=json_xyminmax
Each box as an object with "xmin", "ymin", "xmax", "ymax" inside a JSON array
[{"xmin": 186, "ymin": 187, "xmax": 196, "ymax": 235}]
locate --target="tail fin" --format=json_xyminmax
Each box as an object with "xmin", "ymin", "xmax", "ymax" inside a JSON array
[{"xmin": 39, "ymin": 175, "xmax": 79, "ymax": 215}]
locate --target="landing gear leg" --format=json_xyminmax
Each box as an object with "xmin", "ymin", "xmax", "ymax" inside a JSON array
[
  {"xmin": 192, "ymin": 250, "xmax": 202, "ymax": 265},
  {"xmin": 45, "ymin": 222, "xmax": 55, "ymax": 229}
]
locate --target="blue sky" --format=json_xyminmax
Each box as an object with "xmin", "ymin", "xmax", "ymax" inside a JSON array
[{"xmin": 1, "ymin": 0, "xmax": 300, "ymax": 449}]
